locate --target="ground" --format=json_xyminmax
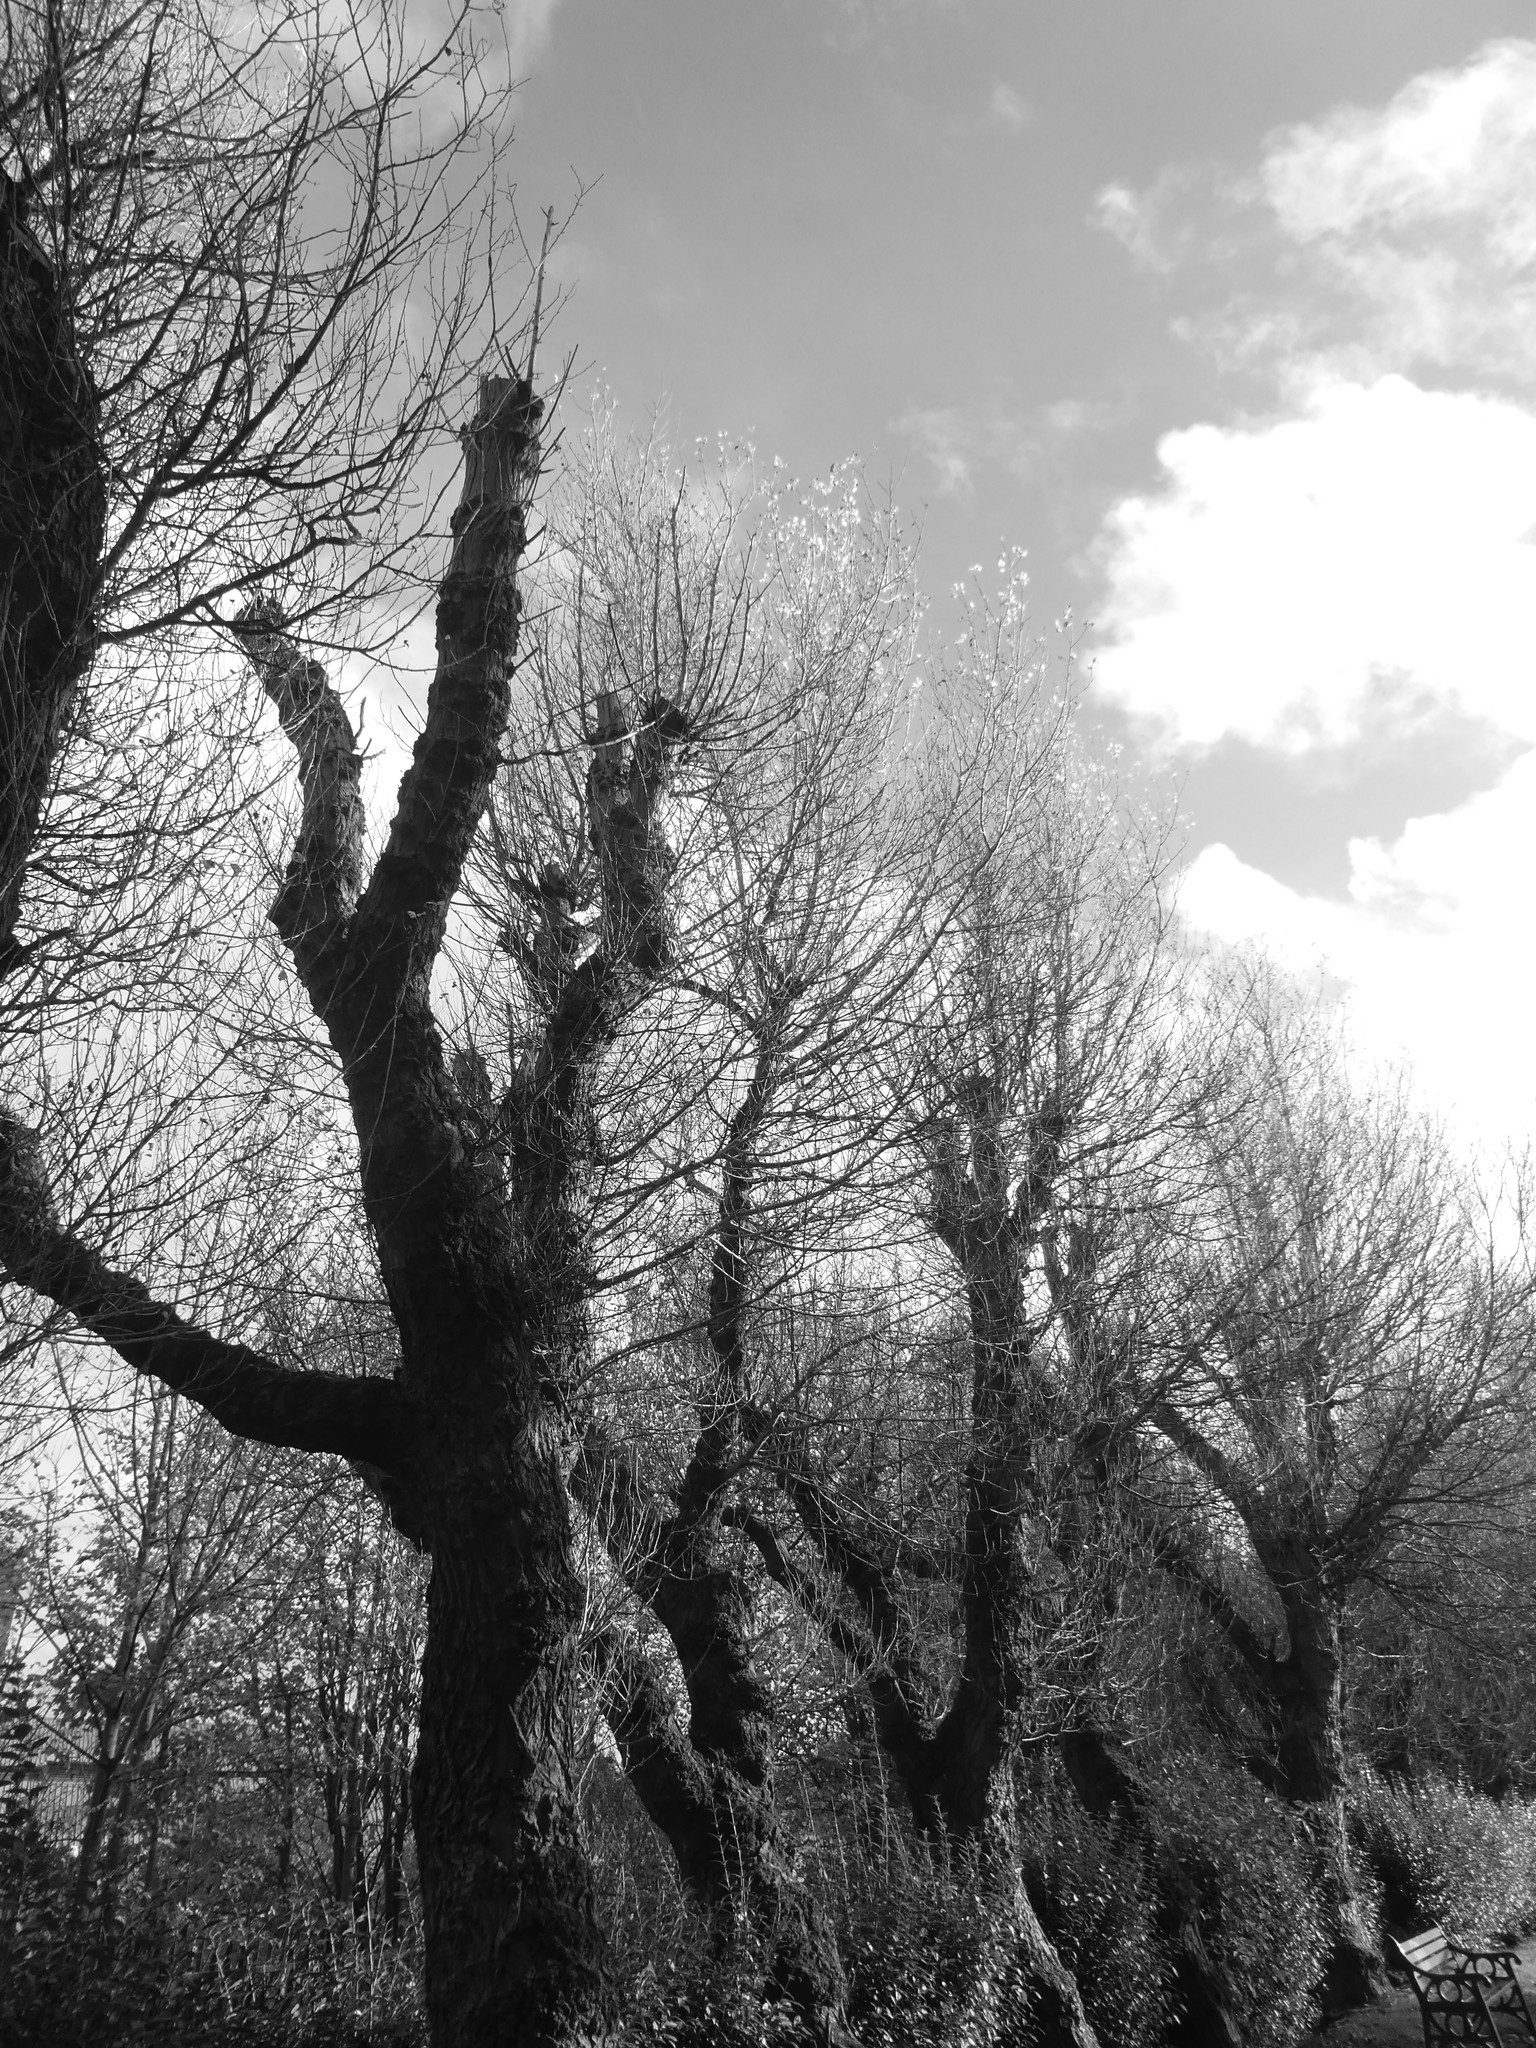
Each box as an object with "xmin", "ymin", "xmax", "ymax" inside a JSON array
[{"xmin": 1311, "ymin": 1938, "xmax": 1536, "ymax": 2046}]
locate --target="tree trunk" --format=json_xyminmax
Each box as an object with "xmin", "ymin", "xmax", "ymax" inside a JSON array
[
  {"xmin": 1272, "ymin": 1596, "xmax": 1383, "ymax": 2011},
  {"xmin": 0, "ymin": 173, "xmax": 106, "ymax": 976},
  {"xmin": 409, "ymin": 1425, "xmax": 613, "ymax": 2048},
  {"xmin": 593, "ymin": 1614, "xmax": 849, "ymax": 2045}
]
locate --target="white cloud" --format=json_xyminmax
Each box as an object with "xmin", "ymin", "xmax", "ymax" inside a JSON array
[
  {"xmin": 896, "ymin": 405, "xmax": 976, "ymax": 498},
  {"xmin": 1090, "ymin": 41, "xmax": 1536, "ymax": 1146},
  {"xmin": 989, "ymin": 83, "xmax": 1032, "ymax": 133},
  {"xmin": 1264, "ymin": 39, "xmax": 1536, "ymax": 243},
  {"xmin": 1179, "ymin": 753, "xmax": 1536, "ymax": 1143},
  {"xmin": 1094, "ymin": 39, "xmax": 1536, "ymax": 390},
  {"xmin": 501, "ymin": 0, "xmax": 564, "ymax": 75},
  {"xmin": 1259, "ymin": 38, "xmax": 1536, "ymax": 385},
  {"xmin": 1093, "ymin": 375, "xmax": 1536, "ymax": 752},
  {"xmin": 1092, "ymin": 177, "xmax": 1189, "ymax": 273}
]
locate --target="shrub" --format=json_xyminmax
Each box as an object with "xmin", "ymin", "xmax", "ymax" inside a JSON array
[
  {"xmin": 1147, "ymin": 1762, "xmax": 1327, "ymax": 2048},
  {"xmin": 0, "ymin": 1858, "xmax": 426, "ymax": 2048},
  {"xmin": 1351, "ymin": 1765, "xmax": 1536, "ymax": 1941},
  {"xmin": 1018, "ymin": 1773, "xmax": 1176, "ymax": 2048},
  {"xmin": 840, "ymin": 1847, "xmax": 1038, "ymax": 2048}
]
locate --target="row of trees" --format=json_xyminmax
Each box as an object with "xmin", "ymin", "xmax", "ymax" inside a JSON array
[{"xmin": 4, "ymin": 3, "xmax": 1533, "ymax": 2044}]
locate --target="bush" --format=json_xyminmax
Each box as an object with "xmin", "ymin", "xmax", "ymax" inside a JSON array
[
  {"xmin": 1018, "ymin": 1774, "xmax": 1176, "ymax": 2048},
  {"xmin": 1351, "ymin": 1765, "xmax": 1536, "ymax": 1941},
  {"xmin": 1147, "ymin": 1762, "xmax": 1327, "ymax": 2048},
  {"xmin": 0, "ymin": 1863, "xmax": 426, "ymax": 2048},
  {"xmin": 840, "ymin": 1847, "xmax": 1038, "ymax": 2048}
]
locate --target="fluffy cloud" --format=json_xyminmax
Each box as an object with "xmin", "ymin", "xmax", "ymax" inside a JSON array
[
  {"xmin": 1260, "ymin": 38, "xmax": 1536, "ymax": 384},
  {"xmin": 895, "ymin": 405, "xmax": 976, "ymax": 497},
  {"xmin": 1093, "ymin": 376, "xmax": 1536, "ymax": 751},
  {"xmin": 1094, "ymin": 38, "xmax": 1536, "ymax": 390},
  {"xmin": 1179, "ymin": 753, "xmax": 1536, "ymax": 1140},
  {"xmin": 989, "ymin": 83, "xmax": 1033, "ymax": 133},
  {"xmin": 1092, "ymin": 39, "xmax": 1536, "ymax": 1144}
]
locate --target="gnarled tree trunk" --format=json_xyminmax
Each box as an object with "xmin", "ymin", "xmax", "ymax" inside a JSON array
[
  {"xmin": 1270, "ymin": 1590, "xmax": 1383, "ymax": 2012},
  {"xmin": 0, "ymin": 170, "xmax": 105, "ymax": 975}
]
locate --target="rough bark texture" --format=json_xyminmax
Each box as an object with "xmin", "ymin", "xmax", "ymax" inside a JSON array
[
  {"xmin": 1268, "ymin": 1591, "xmax": 1384, "ymax": 2012},
  {"xmin": 0, "ymin": 171, "xmax": 106, "ymax": 978},
  {"xmin": 1059, "ymin": 1728, "xmax": 1242, "ymax": 2048},
  {"xmin": 574, "ymin": 1043, "xmax": 852, "ymax": 2041},
  {"xmin": 592, "ymin": 1624, "xmax": 850, "ymax": 2045},
  {"xmin": 732, "ymin": 1076, "xmax": 1101, "ymax": 2045},
  {"xmin": 235, "ymin": 377, "xmax": 616, "ymax": 2047},
  {"xmin": 2, "ymin": 370, "xmax": 621, "ymax": 2043},
  {"xmin": 1146, "ymin": 1414, "xmax": 1386, "ymax": 2016},
  {"xmin": 0, "ymin": 1125, "xmax": 411, "ymax": 1463}
]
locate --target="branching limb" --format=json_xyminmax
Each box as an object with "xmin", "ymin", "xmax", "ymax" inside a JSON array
[
  {"xmin": 231, "ymin": 600, "xmax": 365, "ymax": 987},
  {"xmin": 354, "ymin": 375, "xmax": 543, "ymax": 978},
  {"xmin": 0, "ymin": 1115, "xmax": 411, "ymax": 1468},
  {"xmin": 1134, "ymin": 1505, "xmax": 1276, "ymax": 1680},
  {"xmin": 1152, "ymin": 1399, "xmax": 1255, "ymax": 1518}
]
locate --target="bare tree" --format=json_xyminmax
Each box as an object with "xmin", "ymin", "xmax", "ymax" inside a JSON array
[
  {"xmin": 482, "ymin": 414, "xmax": 926, "ymax": 2042},
  {"xmin": 0, "ymin": 2, "xmax": 626, "ymax": 2040},
  {"xmin": 1145, "ymin": 973, "xmax": 1535, "ymax": 2008},
  {"xmin": 666, "ymin": 601, "xmax": 1190, "ymax": 2048}
]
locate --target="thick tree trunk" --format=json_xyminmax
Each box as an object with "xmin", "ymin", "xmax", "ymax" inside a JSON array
[
  {"xmin": 596, "ymin": 1622, "xmax": 848, "ymax": 2044},
  {"xmin": 1271, "ymin": 1596, "xmax": 1383, "ymax": 2012},
  {"xmin": 575, "ymin": 1034, "xmax": 854, "ymax": 2042},
  {"xmin": 579, "ymin": 1436, "xmax": 850, "ymax": 2039},
  {"xmin": 411, "ymin": 1441, "xmax": 612, "ymax": 2048},
  {"xmin": 0, "ymin": 173, "xmax": 106, "ymax": 976},
  {"xmin": 655, "ymin": 1550, "xmax": 849, "ymax": 2034}
]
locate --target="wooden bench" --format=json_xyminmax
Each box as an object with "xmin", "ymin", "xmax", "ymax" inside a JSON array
[{"xmin": 1391, "ymin": 1926, "xmax": 1536, "ymax": 2045}]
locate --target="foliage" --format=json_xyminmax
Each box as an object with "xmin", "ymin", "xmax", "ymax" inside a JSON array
[
  {"xmin": 0, "ymin": 1856, "xmax": 426, "ymax": 2048},
  {"xmin": 1148, "ymin": 1762, "xmax": 1328, "ymax": 2048},
  {"xmin": 1351, "ymin": 1764, "xmax": 1536, "ymax": 1941},
  {"xmin": 1019, "ymin": 1773, "xmax": 1177, "ymax": 2048}
]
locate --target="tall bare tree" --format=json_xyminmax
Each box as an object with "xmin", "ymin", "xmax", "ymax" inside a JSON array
[
  {"xmin": 1146, "ymin": 975, "xmax": 1535, "ymax": 2008},
  {"xmin": 0, "ymin": 3, "xmax": 622, "ymax": 2040}
]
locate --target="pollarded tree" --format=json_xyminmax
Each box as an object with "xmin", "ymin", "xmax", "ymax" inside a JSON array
[
  {"xmin": 0, "ymin": 2, "xmax": 619, "ymax": 2040},
  {"xmin": 506, "ymin": 417, "xmax": 932, "ymax": 2038},
  {"xmin": 1146, "ymin": 973, "xmax": 1535, "ymax": 2008},
  {"xmin": 669, "ymin": 601, "xmax": 1193, "ymax": 2048}
]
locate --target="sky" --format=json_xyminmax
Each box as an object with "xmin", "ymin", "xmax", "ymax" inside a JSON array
[{"xmin": 485, "ymin": 0, "xmax": 1536, "ymax": 1148}]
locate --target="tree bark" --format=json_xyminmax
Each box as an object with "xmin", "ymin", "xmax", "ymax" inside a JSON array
[
  {"xmin": 592, "ymin": 1622, "xmax": 850, "ymax": 2045},
  {"xmin": 1058, "ymin": 1727, "xmax": 1243, "ymax": 2048},
  {"xmin": 0, "ymin": 171, "xmax": 106, "ymax": 978},
  {"xmin": 1148, "ymin": 1406, "xmax": 1386, "ymax": 2016},
  {"xmin": 745, "ymin": 1443, "xmax": 1099, "ymax": 2048},
  {"xmin": 237, "ymin": 374, "xmax": 618, "ymax": 2044},
  {"xmin": 574, "ymin": 1034, "xmax": 853, "ymax": 2040},
  {"xmin": 3, "ymin": 371, "xmax": 622, "ymax": 2043},
  {"xmin": 1269, "ymin": 1590, "xmax": 1384, "ymax": 2012}
]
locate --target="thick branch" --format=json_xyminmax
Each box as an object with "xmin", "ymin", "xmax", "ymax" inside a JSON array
[
  {"xmin": 574, "ymin": 1424, "xmax": 773, "ymax": 1783},
  {"xmin": 1135, "ymin": 1507, "xmax": 1276, "ymax": 1680},
  {"xmin": 748, "ymin": 1404, "xmax": 913, "ymax": 1660},
  {"xmin": 354, "ymin": 374, "xmax": 542, "ymax": 975},
  {"xmin": 0, "ymin": 1116, "xmax": 410, "ymax": 1467},
  {"xmin": 674, "ymin": 1037, "xmax": 778, "ymax": 1529},
  {"xmin": 571, "ymin": 1424, "xmax": 670, "ymax": 1586},
  {"xmin": 1152, "ymin": 1399, "xmax": 1255, "ymax": 1517},
  {"xmin": 730, "ymin": 1508, "xmax": 878, "ymax": 1672},
  {"xmin": 231, "ymin": 599, "xmax": 363, "ymax": 986},
  {"xmin": 588, "ymin": 1620, "xmax": 720, "ymax": 1904},
  {"xmin": 238, "ymin": 374, "xmax": 541, "ymax": 1044}
]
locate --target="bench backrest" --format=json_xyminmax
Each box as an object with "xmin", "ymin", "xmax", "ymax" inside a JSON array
[{"xmin": 1396, "ymin": 1927, "xmax": 1456, "ymax": 1979}]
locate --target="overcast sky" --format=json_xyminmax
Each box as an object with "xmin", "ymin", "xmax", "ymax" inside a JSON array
[{"xmin": 491, "ymin": 0, "xmax": 1536, "ymax": 1146}]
